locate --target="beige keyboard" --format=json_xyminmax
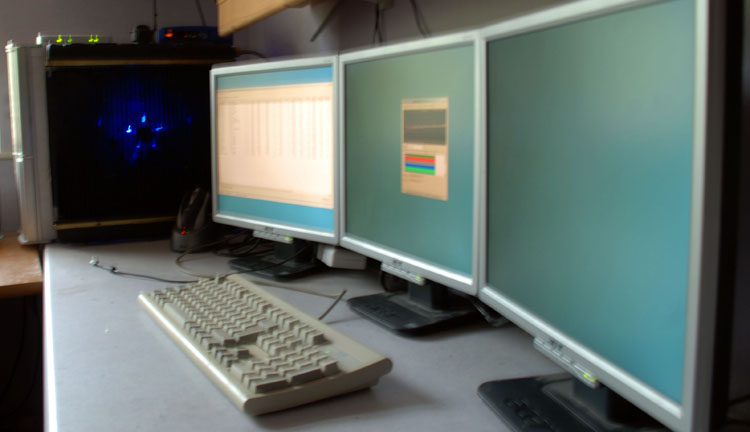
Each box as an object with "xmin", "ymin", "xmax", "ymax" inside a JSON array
[{"xmin": 138, "ymin": 274, "xmax": 392, "ymax": 415}]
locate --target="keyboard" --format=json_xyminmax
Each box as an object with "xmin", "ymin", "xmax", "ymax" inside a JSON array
[{"xmin": 138, "ymin": 274, "xmax": 393, "ymax": 415}]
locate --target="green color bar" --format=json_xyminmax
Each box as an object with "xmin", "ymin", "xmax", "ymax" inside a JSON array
[{"xmin": 405, "ymin": 166, "xmax": 435, "ymax": 175}]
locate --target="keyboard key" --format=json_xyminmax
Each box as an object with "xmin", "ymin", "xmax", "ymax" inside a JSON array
[
  {"xmin": 288, "ymin": 366, "xmax": 325, "ymax": 385},
  {"xmin": 252, "ymin": 375, "xmax": 289, "ymax": 393}
]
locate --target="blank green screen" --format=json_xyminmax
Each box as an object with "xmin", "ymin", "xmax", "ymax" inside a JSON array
[
  {"xmin": 345, "ymin": 44, "xmax": 475, "ymax": 277},
  {"xmin": 486, "ymin": 0, "xmax": 694, "ymax": 403}
]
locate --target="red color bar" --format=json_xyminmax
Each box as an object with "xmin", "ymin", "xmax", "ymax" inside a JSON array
[{"xmin": 404, "ymin": 155, "xmax": 435, "ymax": 163}]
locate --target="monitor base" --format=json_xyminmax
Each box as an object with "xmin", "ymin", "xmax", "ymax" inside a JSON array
[
  {"xmin": 228, "ymin": 240, "xmax": 320, "ymax": 280},
  {"xmin": 347, "ymin": 280, "xmax": 480, "ymax": 336},
  {"xmin": 478, "ymin": 374, "xmax": 665, "ymax": 431}
]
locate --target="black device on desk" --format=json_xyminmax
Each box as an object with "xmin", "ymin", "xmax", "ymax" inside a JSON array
[{"xmin": 171, "ymin": 187, "xmax": 215, "ymax": 252}]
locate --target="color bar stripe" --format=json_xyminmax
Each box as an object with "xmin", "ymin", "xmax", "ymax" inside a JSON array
[
  {"xmin": 405, "ymin": 154, "xmax": 435, "ymax": 163},
  {"xmin": 405, "ymin": 165, "xmax": 435, "ymax": 175},
  {"xmin": 405, "ymin": 162, "xmax": 435, "ymax": 170}
]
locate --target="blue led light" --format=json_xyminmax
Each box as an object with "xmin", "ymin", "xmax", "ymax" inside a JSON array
[
  {"xmin": 125, "ymin": 125, "xmax": 133, "ymax": 134},
  {"xmin": 141, "ymin": 113, "xmax": 147, "ymax": 123}
]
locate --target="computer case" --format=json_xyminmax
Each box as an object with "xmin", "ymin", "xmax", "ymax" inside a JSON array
[
  {"xmin": 5, "ymin": 42, "xmax": 235, "ymax": 244},
  {"xmin": 6, "ymin": 43, "xmax": 54, "ymax": 244}
]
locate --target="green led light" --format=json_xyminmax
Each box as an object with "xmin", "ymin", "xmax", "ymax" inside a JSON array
[
  {"xmin": 416, "ymin": 276, "xmax": 425, "ymax": 282},
  {"xmin": 284, "ymin": 236, "xmax": 293, "ymax": 242},
  {"xmin": 88, "ymin": 35, "xmax": 94, "ymax": 43},
  {"xmin": 94, "ymin": 35, "xmax": 99, "ymax": 43},
  {"xmin": 66, "ymin": 35, "xmax": 73, "ymax": 43},
  {"xmin": 56, "ymin": 35, "xmax": 63, "ymax": 43},
  {"xmin": 583, "ymin": 373, "xmax": 598, "ymax": 383}
]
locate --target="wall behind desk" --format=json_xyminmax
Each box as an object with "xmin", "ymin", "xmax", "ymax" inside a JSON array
[
  {"xmin": 233, "ymin": 0, "xmax": 567, "ymax": 59},
  {"xmin": 0, "ymin": 0, "xmax": 568, "ymax": 234},
  {"xmin": 0, "ymin": 0, "xmax": 228, "ymax": 233}
]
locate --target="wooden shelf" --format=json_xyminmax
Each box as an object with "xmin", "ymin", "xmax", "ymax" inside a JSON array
[
  {"xmin": 0, "ymin": 232, "xmax": 43, "ymax": 298},
  {"xmin": 217, "ymin": 0, "xmax": 309, "ymax": 36}
]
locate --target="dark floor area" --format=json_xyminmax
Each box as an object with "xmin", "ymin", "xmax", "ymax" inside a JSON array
[{"xmin": 0, "ymin": 295, "xmax": 43, "ymax": 432}]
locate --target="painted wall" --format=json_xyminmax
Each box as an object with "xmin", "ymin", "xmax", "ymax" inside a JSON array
[{"xmin": 0, "ymin": 0, "xmax": 567, "ymax": 233}]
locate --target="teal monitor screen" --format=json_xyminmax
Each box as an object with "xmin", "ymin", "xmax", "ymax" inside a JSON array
[
  {"xmin": 485, "ymin": 0, "xmax": 694, "ymax": 409},
  {"xmin": 343, "ymin": 38, "xmax": 476, "ymax": 291},
  {"xmin": 212, "ymin": 61, "xmax": 336, "ymax": 242}
]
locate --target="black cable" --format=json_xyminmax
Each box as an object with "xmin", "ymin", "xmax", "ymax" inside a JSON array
[
  {"xmin": 214, "ymin": 236, "xmax": 267, "ymax": 258},
  {"xmin": 310, "ymin": 0, "xmax": 346, "ymax": 42},
  {"xmin": 372, "ymin": 3, "xmax": 381, "ymax": 44},
  {"xmin": 408, "ymin": 0, "xmax": 430, "ymax": 37},
  {"xmin": 211, "ymin": 230, "xmax": 255, "ymax": 255},
  {"xmin": 236, "ymin": 49, "xmax": 269, "ymax": 59},
  {"xmin": 91, "ymin": 231, "xmax": 255, "ymax": 283},
  {"xmin": 180, "ymin": 230, "xmax": 251, "ymax": 256},
  {"xmin": 317, "ymin": 289, "xmax": 347, "ymax": 320},
  {"xmin": 377, "ymin": 4, "xmax": 383, "ymax": 43},
  {"xmin": 379, "ymin": 4, "xmax": 386, "ymax": 42},
  {"xmin": 225, "ymin": 243, "xmax": 314, "ymax": 277},
  {"xmin": 223, "ymin": 242, "xmax": 266, "ymax": 257},
  {"xmin": 415, "ymin": 0, "xmax": 430, "ymax": 36},
  {"xmin": 178, "ymin": 239, "xmax": 345, "ymax": 319},
  {"xmin": 153, "ymin": 0, "xmax": 158, "ymax": 32},
  {"xmin": 195, "ymin": 0, "xmax": 206, "ymax": 26},
  {"xmin": 90, "ymin": 258, "xmax": 197, "ymax": 284},
  {"xmin": 467, "ymin": 296, "xmax": 509, "ymax": 327},
  {"xmin": 174, "ymin": 230, "xmax": 264, "ymax": 278}
]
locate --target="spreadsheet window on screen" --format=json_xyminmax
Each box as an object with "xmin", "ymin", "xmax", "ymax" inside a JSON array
[
  {"xmin": 214, "ymin": 65, "xmax": 336, "ymax": 233},
  {"xmin": 216, "ymin": 81, "xmax": 334, "ymax": 210}
]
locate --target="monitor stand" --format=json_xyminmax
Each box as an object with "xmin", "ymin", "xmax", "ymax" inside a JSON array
[
  {"xmin": 347, "ymin": 274, "xmax": 480, "ymax": 336},
  {"xmin": 478, "ymin": 374, "xmax": 666, "ymax": 431},
  {"xmin": 228, "ymin": 239, "xmax": 320, "ymax": 280}
]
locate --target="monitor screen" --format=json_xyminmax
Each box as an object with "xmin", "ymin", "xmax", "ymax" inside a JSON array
[
  {"xmin": 341, "ymin": 34, "xmax": 478, "ymax": 294},
  {"xmin": 479, "ymin": 0, "xmax": 724, "ymax": 430},
  {"xmin": 211, "ymin": 58, "xmax": 337, "ymax": 245}
]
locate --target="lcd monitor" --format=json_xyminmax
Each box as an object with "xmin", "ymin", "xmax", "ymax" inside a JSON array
[
  {"xmin": 478, "ymin": 0, "xmax": 732, "ymax": 430},
  {"xmin": 211, "ymin": 56, "xmax": 338, "ymax": 278},
  {"xmin": 340, "ymin": 33, "xmax": 482, "ymax": 334}
]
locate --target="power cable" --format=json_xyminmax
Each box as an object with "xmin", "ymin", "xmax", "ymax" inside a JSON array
[
  {"xmin": 408, "ymin": 0, "xmax": 430, "ymax": 37},
  {"xmin": 153, "ymin": 0, "xmax": 158, "ymax": 33},
  {"xmin": 195, "ymin": 0, "xmax": 206, "ymax": 26},
  {"xmin": 310, "ymin": 0, "xmax": 346, "ymax": 42}
]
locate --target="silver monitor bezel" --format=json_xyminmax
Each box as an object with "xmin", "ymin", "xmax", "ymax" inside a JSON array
[
  {"xmin": 210, "ymin": 55, "xmax": 340, "ymax": 246},
  {"xmin": 338, "ymin": 31, "xmax": 482, "ymax": 295},
  {"xmin": 476, "ymin": 1, "xmax": 722, "ymax": 431}
]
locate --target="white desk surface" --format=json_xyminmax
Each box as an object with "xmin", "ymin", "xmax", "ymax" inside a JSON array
[{"xmin": 43, "ymin": 240, "xmax": 561, "ymax": 432}]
